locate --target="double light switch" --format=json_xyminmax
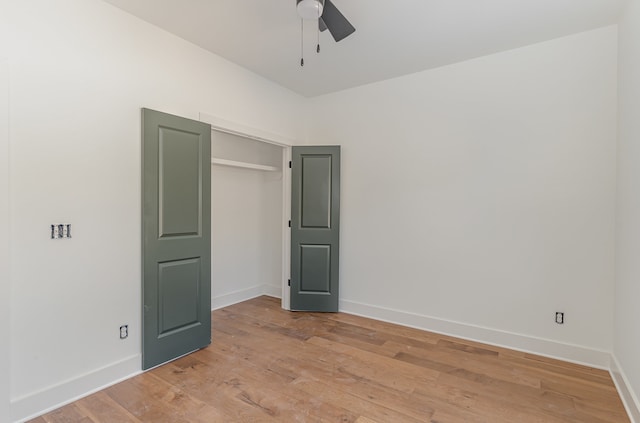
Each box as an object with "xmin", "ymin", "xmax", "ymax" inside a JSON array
[{"xmin": 51, "ymin": 224, "xmax": 72, "ymax": 239}]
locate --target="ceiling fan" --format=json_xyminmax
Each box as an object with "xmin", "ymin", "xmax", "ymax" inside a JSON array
[{"xmin": 296, "ymin": 0, "xmax": 356, "ymax": 42}]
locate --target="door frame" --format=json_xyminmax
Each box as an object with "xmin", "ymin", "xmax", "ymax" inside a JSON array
[{"xmin": 198, "ymin": 113, "xmax": 294, "ymax": 310}]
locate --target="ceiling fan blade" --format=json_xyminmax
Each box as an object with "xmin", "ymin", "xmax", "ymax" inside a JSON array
[
  {"xmin": 321, "ymin": 0, "xmax": 355, "ymax": 42},
  {"xmin": 319, "ymin": 17, "xmax": 328, "ymax": 32}
]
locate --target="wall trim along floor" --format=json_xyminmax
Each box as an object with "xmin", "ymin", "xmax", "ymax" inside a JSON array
[
  {"xmin": 13, "ymin": 290, "xmax": 637, "ymax": 423},
  {"xmin": 212, "ymin": 284, "xmax": 281, "ymax": 311},
  {"xmin": 339, "ymin": 298, "xmax": 640, "ymax": 422},
  {"xmin": 339, "ymin": 299, "xmax": 611, "ymax": 369},
  {"xmin": 611, "ymin": 355, "xmax": 640, "ymax": 423},
  {"xmin": 11, "ymin": 355, "xmax": 141, "ymax": 423}
]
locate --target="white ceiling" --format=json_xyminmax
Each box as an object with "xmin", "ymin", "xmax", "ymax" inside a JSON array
[{"xmin": 102, "ymin": 0, "xmax": 627, "ymax": 97}]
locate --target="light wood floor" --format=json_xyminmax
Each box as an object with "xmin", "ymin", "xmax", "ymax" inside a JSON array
[{"xmin": 32, "ymin": 296, "xmax": 629, "ymax": 422}]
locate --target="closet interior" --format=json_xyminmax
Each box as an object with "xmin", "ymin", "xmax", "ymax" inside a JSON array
[{"xmin": 210, "ymin": 129, "xmax": 287, "ymax": 309}]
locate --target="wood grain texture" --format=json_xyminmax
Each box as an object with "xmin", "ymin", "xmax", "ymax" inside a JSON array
[{"xmin": 33, "ymin": 296, "xmax": 629, "ymax": 422}]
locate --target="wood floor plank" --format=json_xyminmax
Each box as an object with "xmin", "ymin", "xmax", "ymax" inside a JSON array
[
  {"xmin": 75, "ymin": 392, "xmax": 142, "ymax": 423},
  {"xmin": 104, "ymin": 373, "xmax": 225, "ymax": 423},
  {"xmin": 154, "ymin": 345, "xmax": 357, "ymax": 422},
  {"xmin": 41, "ymin": 404, "xmax": 94, "ymax": 423},
  {"xmin": 291, "ymin": 377, "xmax": 427, "ymax": 423},
  {"xmin": 150, "ymin": 361, "xmax": 277, "ymax": 423},
  {"xmin": 32, "ymin": 296, "xmax": 630, "ymax": 423},
  {"xmin": 217, "ymin": 309, "xmax": 436, "ymax": 395}
]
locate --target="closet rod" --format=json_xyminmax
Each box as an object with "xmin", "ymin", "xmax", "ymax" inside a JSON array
[{"xmin": 211, "ymin": 157, "xmax": 279, "ymax": 172}]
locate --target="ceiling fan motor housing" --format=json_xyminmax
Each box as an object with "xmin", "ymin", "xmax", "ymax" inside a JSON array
[{"xmin": 297, "ymin": 0, "xmax": 325, "ymax": 20}]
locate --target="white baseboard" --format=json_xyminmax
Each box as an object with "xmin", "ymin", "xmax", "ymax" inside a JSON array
[
  {"xmin": 11, "ymin": 287, "xmax": 279, "ymax": 422},
  {"xmin": 611, "ymin": 355, "xmax": 640, "ymax": 423},
  {"xmin": 262, "ymin": 284, "xmax": 282, "ymax": 299},
  {"xmin": 339, "ymin": 299, "xmax": 611, "ymax": 370},
  {"xmin": 212, "ymin": 285, "xmax": 264, "ymax": 310},
  {"xmin": 11, "ymin": 354, "xmax": 141, "ymax": 423},
  {"xmin": 212, "ymin": 284, "xmax": 280, "ymax": 311},
  {"xmin": 13, "ymin": 294, "xmax": 625, "ymax": 423}
]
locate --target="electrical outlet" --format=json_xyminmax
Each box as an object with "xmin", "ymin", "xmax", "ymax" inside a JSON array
[
  {"xmin": 555, "ymin": 312, "xmax": 564, "ymax": 324},
  {"xmin": 120, "ymin": 325, "xmax": 128, "ymax": 339}
]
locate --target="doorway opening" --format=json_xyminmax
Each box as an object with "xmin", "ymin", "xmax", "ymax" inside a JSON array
[{"xmin": 201, "ymin": 113, "xmax": 293, "ymax": 310}]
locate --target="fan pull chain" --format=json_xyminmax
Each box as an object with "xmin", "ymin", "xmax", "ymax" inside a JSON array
[
  {"xmin": 316, "ymin": 7, "xmax": 321, "ymax": 53},
  {"xmin": 300, "ymin": 19, "xmax": 304, "ymax": 67}
]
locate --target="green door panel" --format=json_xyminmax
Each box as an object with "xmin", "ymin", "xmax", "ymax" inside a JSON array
[
  {"xmin": 142, "ymin": 108, "xmax": 211, "ymax": 370},
  {"xmin": 290, "ymin": 146, "xmax": 340, "ymax": 312},
  {"xmin": 158, "ymin": 128, "xmax": 202, "ymax": 237}
]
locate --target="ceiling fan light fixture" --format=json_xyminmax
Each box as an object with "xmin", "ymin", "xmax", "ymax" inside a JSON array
[{"xmin": 297, "ymin": 0, "xmax": 324, "ymax": 20}]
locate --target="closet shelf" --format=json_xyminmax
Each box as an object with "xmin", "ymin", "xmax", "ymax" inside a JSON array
[{"xmin": 211, "ymin": 157, "xmax": 279, "ymax": 172}]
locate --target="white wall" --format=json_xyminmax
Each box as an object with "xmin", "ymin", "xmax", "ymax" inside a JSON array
[
  {"xmin": 1, "ymin": 58, "xmax": 11, "ymax": 423},
  {"xmin": 259, "ymin": 171, "xmax": 286, "ymax": 298},
  {"xmin": 6, "ymin": 0, "xmax": 304, "ymax": 420},
  {"xmin": 211, "ymin": 165, "xmax": 283, "ymax": 308},
  {"xmin": 3, "ymin": 0, "xmax": 628, "ymax": 420},
  {"xmin": 210, "ymin": 131, "xmax": 284, "ymax": 308},
  {"xmin": 615, "ymin": 0, "xmax": 640, "ymax": 420},
  {"xmin": 307, "ymin": 26, "xmax": 618, "ymax": 360},
  {"xmin": 1, "ymin": 4, "xmax": 10, "ymax": 420}
]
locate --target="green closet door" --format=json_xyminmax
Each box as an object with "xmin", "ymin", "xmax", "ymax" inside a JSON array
[
  {"xmin": 290, "ymin": 146, "xmax": 340, "ymax": 312},
  {"xmin": 142, "ymin": 108, "xmax": 211, "ymax": 370}
]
